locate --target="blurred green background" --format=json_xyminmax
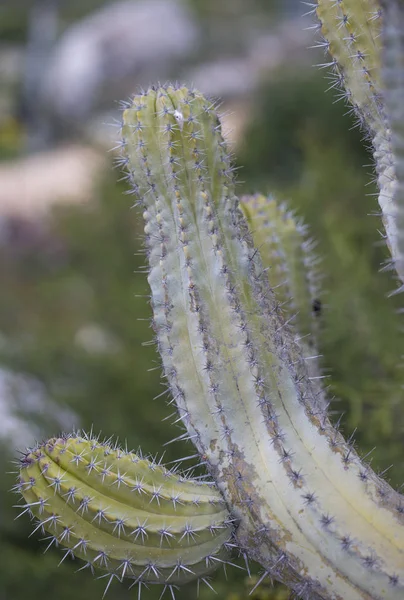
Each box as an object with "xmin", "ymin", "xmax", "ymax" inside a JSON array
[{"xmin": 0, "ymin": 1, "xmax": 403, "ymax": 600}]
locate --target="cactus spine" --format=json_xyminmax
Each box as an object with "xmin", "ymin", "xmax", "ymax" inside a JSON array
[
  {"xmin": 17, "ymin": 434, "xmax": 233, "ymax": 590},
  {"xmin": 315, "ymin": 0, "xmax": 383, "ymax": 134}
]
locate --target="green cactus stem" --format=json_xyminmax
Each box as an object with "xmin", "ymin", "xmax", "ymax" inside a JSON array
[
  {"xmin": 240, "ymin": 194, "xmax": 321, "ymax": 342},
  {"xmin": 379, "ymin": 0, "xmax": 404, "ymax": 286},
  {"xmin": 120, "ymin": 84, "xmax": 404, "ymax": 600},
  {"xmin": 16, "ymin": 434, "xmax": 234, "ymax": 590},
  {"xmin": 240, "ymin": 194, "xmax": 325, "ymax": 410},
  {"xmin": 315, "ymin": 0, "xmax": 404, "ymax": 286},
  {"xmin": 315, "ymin": 0, "xmax": 383, "ymax": 134}
]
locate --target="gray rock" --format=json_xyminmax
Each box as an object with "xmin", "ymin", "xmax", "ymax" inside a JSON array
[{"xmin": 42, "ymin": 0, "xmax": 198, "ymax": 120}]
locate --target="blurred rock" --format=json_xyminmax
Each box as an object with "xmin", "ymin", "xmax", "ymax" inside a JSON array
[
  {"xmin": 75, "ymin": 322, "xmax": 122, "ymax": 355},
  {"xmin": 42, "ymin": 0, "xmax": 198, "ymax": 121},
  {"xmin": 0, "ymin": 144, "xmax": 106, "ymax": 215},
  {"xmin": 187, "ymin": 20, "xmax": 311, "ymax": 99}
]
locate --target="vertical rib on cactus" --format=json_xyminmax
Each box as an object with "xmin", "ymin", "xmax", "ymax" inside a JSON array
[
  {"xmin": 122, "ymin": 85, "xmax": 404, "ymax": 600},
  {"xmin": 17, "ymin": 434, "xmax": 233, "ymax": 587},
  {"xmin": 315, "ymin": 0, "xmax": 404, "ymax": 286}
]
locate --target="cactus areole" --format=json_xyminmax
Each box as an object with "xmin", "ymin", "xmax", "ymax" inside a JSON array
[{"xmin": 16, "ymin": 1, "xmax": 404, "ymax": 599}]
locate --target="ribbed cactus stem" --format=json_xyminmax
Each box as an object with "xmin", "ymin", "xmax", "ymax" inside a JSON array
[
  {"xmin": 315, "ymin": 0, "xmax": 404, "ymax": 286},
  {"xmin": 379, "ymin": 0, "xmax": 404, "ymax": 285},
  {"xmin": 240, "ymin": 194, "xmax": 321, "ymax": 342},
  {"xmin": 121, "ymin": 85, "xmax": 404, "ymax": 600},
  {"xmin": 16, "ymin": 434, "xmax": 233, "ymax": 589},
  {"xmin": 240, "ymin": 194, "xmax": 325, "ymax": 410},
  {"xmin": 315, "ymin": 0, "xmax": 383, "ymax": 134}
]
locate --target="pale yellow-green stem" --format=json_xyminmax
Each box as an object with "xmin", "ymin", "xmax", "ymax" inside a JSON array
[
  {"xmin": 316, "ymin": 0, "xmax": 404, "ymax": 285},
  {"xmin": 119, "ymin": 84, "xmax": 404, "ymax": 599}
]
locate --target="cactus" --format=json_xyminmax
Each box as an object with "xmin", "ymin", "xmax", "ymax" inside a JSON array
[
  {"xmin": 15, "ymin": 1, "xmax": 404, "ymax": 599},
  {"xmin": 17, "ymin": 434, "xmax": 234, "ymax": 591}
]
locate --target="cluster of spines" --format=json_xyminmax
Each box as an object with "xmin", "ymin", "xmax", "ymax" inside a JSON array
[
  {"xmin": 118, "ymin": 83, "xmax": 235, "ymax": 211},
  {"xmin": 15, "ymin": 432, "xmax": 234, "ymax": 594}
]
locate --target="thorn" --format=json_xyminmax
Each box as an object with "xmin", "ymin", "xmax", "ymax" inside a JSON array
[
  {"xmin": 199, "ymin": 577, "xmax": 217, "ymax": 595},
  {"xmin": 98, "ymin": 573, "xmax": 120, "ymax": 599},
  {"xmin": 249, "ymin": 571, "xmax": 271, "ymax": 595},
  {"xmin": 160, "ymin": 585, "xmax": 178, "ymax": 600}
]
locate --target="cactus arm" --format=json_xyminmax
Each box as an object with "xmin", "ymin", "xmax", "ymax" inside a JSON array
[
  {"xmin": 17, "ymin": 435, "xmax": 233, "ymax": 585},
  {"xmin": 379, "ymin": 0, "xmax": 404, "ymax": 284},
  {"xmin": 315, "ymin": 0, "xmax": 404, "ymax": 286},
  {"xmin": 240, "ymin": 194, "xmax": 325, "ymax": 410},
  {"xmin": 121, "ymin": 85, "xmax": 404, "ymax": 600},
  {"xmin": 315, "ymin": 0, "xmax": 383, "ymax": 134},
  {"xmin": 240, "ymin": 194, "xmax": 321, "ymax": 343}
]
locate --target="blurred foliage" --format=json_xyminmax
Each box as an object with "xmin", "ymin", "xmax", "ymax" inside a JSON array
[
  {"xmin": 0, "ymin": 117, "xmax": 23, "ymax": 159},
  {"xmin": 227, "ymin": 575, "xmax": 291, "ymax": 600},
  {"xmin": 0, "ymin": 0, "xmax": 280, "ymax": 43},
  {"xmin": 239, "ymin": 70, "xmax": 370, "ymax": 188},
  {"xmin": 0, "ymin": 0, "xmax": 125, "ymax": 41},
  {"xmin": 186, "ymin": 0, "xmax": 278, "ymax": 22}
]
